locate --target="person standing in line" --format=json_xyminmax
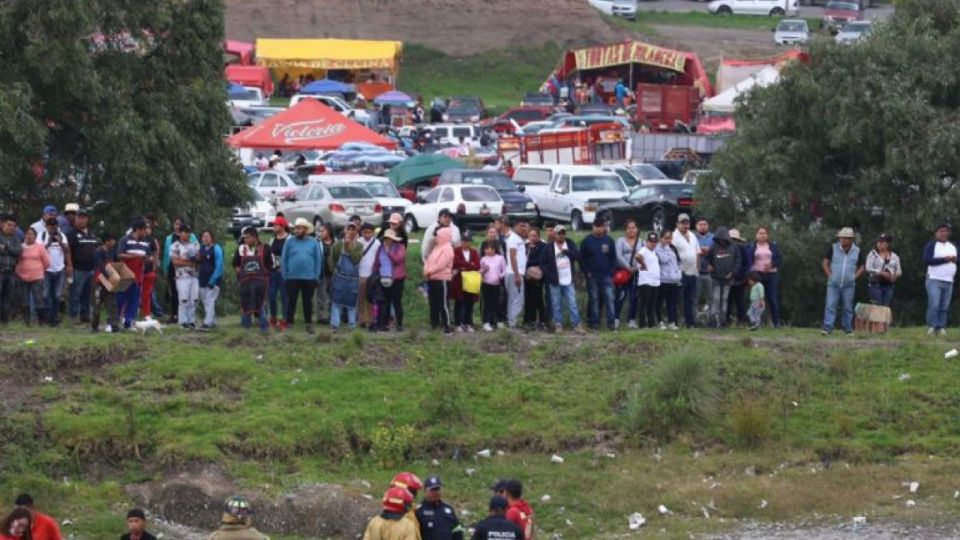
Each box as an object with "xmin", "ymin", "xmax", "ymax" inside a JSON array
[
  {"xmin": 540, "ymin": 221, "xmax": 556, "ymax": 327},
  {"xmin": 30, "ymin": 205, "xmax": 58, "ymax": 236},
  {"xmin": 15, "ymin": 228, "xmax": 49, "ymax": 326},
  {"xmin": 634, "ymin": 232, "xmax": 661, "ymax": 328},
  {"xmin": 746, "ymin": 272, "xmax": 765, "ymax": 331},
  {"xmin": 579, "ymin": 218, "xmax": 617, "ymax": 331},
  {"xmin": 615, "ymin": 220, "xmax": 641, "ymax": 329},
  {"xmin": 138, "ymin": 221, "xmax": 161, "ymax": 320},
  {"xmin": 487, "ymin": 221, "xmax": 508, "ymax": 328},
  {"xmin": 523, "ymin": 227, "xmax": 548, "ymax": 331},
  {"xmin": 865, "ymin": 233, "xmax": 901, "ymax": 307},
  {"xmin": 424, "ymin": 227, "xmax": 455, "ymax": 333},
  {"xmin": 421, "ymin": 209, "xmax": 461, "ymax": 263},
  {"xmin": 169, "ymin": 224, "xmax": 201, "ymax": 330},
  {"xmin": 316, "ymin": 223, "xmax": 335, "ymax": 324},
  {"xmin": 65, "ymin": 209, "xmax": 98, "ymax": 323},
  {"xmin": 671, "ymin": 214, "xmax": 700, "ymax": 328},
  {"xmin": 502, "ymin": 218, "xmax": 529, "ymax": 328},
  {"xmin": 744, "ymin": 226, "xmax": 783, "ymax": 328},
  {"xmin": 821, "ymin": 227, "xmax": 865, "ymax": 336},
  {"xmin": 233, "ymin": 227, "xmax": 273, "ymax": 333},
  {"xmin": 479, "ymin": 241, "xmax": 506, "ymax": 332},
  {"xmin": 37, "ymin": 217, "xmax": 71, "ymax": 327},
  {"xmin": 282, "ymin": 218, "xmax": 322, "ymax": 334},
  {"xmin": 706, "ymin": 227, "xmax": 741, "ymax": 328},
  {"xmin": 330, "ymin": 223, "xmax": 363, "ymax": 331},
  {"xmin": 923, "ymin": 223, "xmax": 957, "ymax": 336},
  {"xmin": 267, "ymin": 216, "xmax": 290, "ymax": 331},
  {"xmin": 358, "ymin": 223, "xmax": 382, "ymax": 329},
  {"xmin": 655, "ymin": 230, "xmax": 681, "ymax": 330},
  {"xmin": 451, "ymin": 231, "xmax": 481, "ymax": 332},
  {"xmin": 161, "ymin": 217, "xmax": 187, "ymax": 323},
  {"xmin": 378, "ymin": 212, "xmax": 410, "ymax": 247},
  {"xmin": 726, "ymin": 229, "xmax": 750, "ymax": 328},
  {"xmin": 694, "ymin": 218, "xmax": 714, "ymax": 318},
  {"xmin": 0, "ymin": 214, "xmax": 23, "ymax": 324},
  {"xmin": 541, "ymin": 226, "xmax": 584, "ymax": 334},
  {"xmin": 197, "ymin": 230, "xmax": 223, "ymax": 330},
  {"xmin": 373, "ymin": 229, "xmax": 407, "ymax": 332}
]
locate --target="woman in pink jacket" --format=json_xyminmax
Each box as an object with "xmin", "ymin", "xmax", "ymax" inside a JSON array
[
  {"xmin": 16, "ymin": 228, "xmax": 50, "ymax": 325},
  {"xmin": 423, "ymin": 227, "xmax": 454, "ymax": 333}
]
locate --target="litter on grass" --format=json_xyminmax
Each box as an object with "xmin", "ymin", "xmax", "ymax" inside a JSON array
[{"xmin": 628, "ymin": 513, "xmax": 646, "ymax": 529}]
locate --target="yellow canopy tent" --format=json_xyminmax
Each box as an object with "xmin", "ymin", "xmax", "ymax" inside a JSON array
[{"xmin": 255, "ymin": 38, "xmax": 403, "ymax": 82}]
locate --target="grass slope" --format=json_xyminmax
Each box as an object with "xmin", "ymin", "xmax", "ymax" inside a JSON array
[{"xmin": 614, "ymin": 11, "xmax": 821, "ymax": 32}]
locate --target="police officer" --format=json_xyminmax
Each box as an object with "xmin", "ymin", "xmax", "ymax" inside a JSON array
[
  {"xmin": 415, "ymin": 477, "xmax": 463, "ymax": 540},
  {"xmin": 471, "ymin": 496, "xmax": 522, "ymax": 540}
]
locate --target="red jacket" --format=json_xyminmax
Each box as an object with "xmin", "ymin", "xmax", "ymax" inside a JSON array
[
  {"xmin": 33, "ymin": 512, "xmax": 63, "ymax": 540},
  {"xmin": 506, "ymin": 499, "xmax": 534, "ymax": 540},
  {"xmin": 449, "ymin": 247, "xmax": 480, "ymax": 301}
]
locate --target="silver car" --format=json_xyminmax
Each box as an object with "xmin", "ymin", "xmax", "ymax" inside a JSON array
[
  {"xmin": 835, "ymin": 21, "xmax": 872, "ymax": 44},
  {"xmin": 774, "ymin": 19, "xmax": 809, "ymax": 45},
  {"xmin": 278, "ymin": 183, "xmax": 381, "ymax": 231}
]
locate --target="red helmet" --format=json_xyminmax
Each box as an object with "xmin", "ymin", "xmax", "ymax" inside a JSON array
[
  {"xmin": 382, "ymin": 487, "xmax": 413, "ymax": 513},
  {"xmin": 391, "ymin": 472, "xmax": 423, "ymax": 494}
]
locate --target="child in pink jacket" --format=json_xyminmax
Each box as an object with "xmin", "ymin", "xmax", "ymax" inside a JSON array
[
  {"xmin": 423, "ymin": 227, "xmax": 454, "ymax": 332},
  {"xmin": 479, "ymin": 241, "xmax": 506, "ymax": 330},
  {"xmin": 16, "ymin": 228, "xmax": 50, "ymax": 325}
]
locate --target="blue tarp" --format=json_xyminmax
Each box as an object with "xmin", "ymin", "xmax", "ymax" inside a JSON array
[
  {"xmin": 374, "ymin": 90, "xmax": 415, "ymax": 106},
  {"xmin": 226, "ymin": 82, "xmax": 248, "ymax": 98},
  {"xmin": 300, "ymin": 79, "xmax": 353, "ymax": 94}
]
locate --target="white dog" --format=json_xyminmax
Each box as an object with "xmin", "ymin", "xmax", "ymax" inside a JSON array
[{"xmin": 132, "ymin": 317, "xmax": 164, "ymax": 335}]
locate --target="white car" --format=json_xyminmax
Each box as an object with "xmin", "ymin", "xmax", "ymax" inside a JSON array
[
  {"xmin": 708, "ymin": 0, "xmax": 798, "ymax": 17},
  {"xmin": 404, "ymin": 184, "xmax": 504, "ymax": 233},
  {"xmin": 523, "ymin": 165, "xmax": 629, "ymax": 230},
  {"xmin": 422, "ymin": 124, "xmax": 480, "ymax": 146},
  {"xmin": 774, "ymin": 19, "xmax": 810, "ymax": 45},
  {"xmin": 247, "ymin": 170, "xmax": 302, "ymax": 202},
  {"xmin": 835, "ymin": 21, "xmax": 872, "ymax": 44},
  {"xmin": 228, "ymin": 86, "xmax": 267, "ymax": 109},
  {"xmin": 308, "ymin": 174, "xmax": 411, "ymax": 226},
  {"xmin": 588, "ymin": 0, "xmax": 638, "ymax": 20},
  {"xmin": 229, "ymin": 189, "xmax": 277, "ymax": 237},
  {"xmin": 289, "ymin": 94, "xmax": 373, "ymax": 127}
]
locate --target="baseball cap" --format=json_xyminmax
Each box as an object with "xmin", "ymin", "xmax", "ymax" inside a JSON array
[
  {"xmin": 64, "ymin": 203, "xmax": 80, "ymax": 213},
  {"xmin": 425, "ymin": 476, "xmax": 442, "ymax": 490},
  {"xmin": 489, "ymin": 495, "xmax": 508, "ymax": 511},
  {"xmin": 554, "ymin": 225, "xmax": 567, "ymax": 234},
  {"xmin": 646, "ymin": 232, "xmax": 659, "ymax": 242},
  {"xmin": 42, "ymin": 205, "xmax": 57, "ymax": 215},
  {"xmin": 490, "ymin": 479, "xmax": 509, "ymax": 492},
  {"xmin": 877, "ymin": 233, "xmax": 893, "ymax": 243},
  {"xmin": 677, "ymin": 213, "xmax": 691, "ymax": 223},
  {"xmin": 77, "ymin": 208, "xmax": 89, "ymax": 216}
]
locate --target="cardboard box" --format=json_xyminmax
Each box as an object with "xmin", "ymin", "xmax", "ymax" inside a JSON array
[{"xmin": 98, "ymin": 262, "xmax": 136, "ymax": 292}]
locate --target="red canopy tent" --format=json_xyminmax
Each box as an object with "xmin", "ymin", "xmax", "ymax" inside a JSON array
[
  {"xmin": 224, "ymin": 40, "xmax": 254, "ymax": 65},
  {"xmin": 225, "ymin": 65, "xmax": 274, "ymax": 97},
  {"xmin": 227, "ymin": 100, "xmax": 397, "ymax": 151}
]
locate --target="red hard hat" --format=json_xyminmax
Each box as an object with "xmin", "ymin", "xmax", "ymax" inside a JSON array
[
  {"xmin": 391, "ymin": 472, "xmax": 423, "ymax": 493},
  {"xmin": 382, "ymin": 486, "xmax": 413, "ymax": 513}
]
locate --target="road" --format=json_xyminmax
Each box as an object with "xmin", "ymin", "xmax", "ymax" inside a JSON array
[{"xmin": 636, "ymin": 0, "xmax": 895, "ymax": 20}]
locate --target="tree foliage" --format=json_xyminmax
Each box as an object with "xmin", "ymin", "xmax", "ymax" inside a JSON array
[
  {"xmin": 0, "ymin": 0, "xmax": 247, "ymax": 229},
  {"xmin": 698, "ymin": 0, "xmax": 960, "ymax": 325}
]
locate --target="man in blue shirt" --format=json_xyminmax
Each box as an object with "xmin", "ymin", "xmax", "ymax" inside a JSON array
[
  {"xmin": 614, "ymin": 79, "xmax": 628, "ymax": 109},
  {"xmin": 579, "ymin": 218, "xmax": 617, "ymax": 331}
]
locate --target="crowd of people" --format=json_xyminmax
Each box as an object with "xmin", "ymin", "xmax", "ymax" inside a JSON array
[
  {"xmin": 0, "ymin": 473, "xmax": 534, "ymax": 540},
  {"xmin": 1, "ymin": 203, "xmax": 958, "ymax": 335}
]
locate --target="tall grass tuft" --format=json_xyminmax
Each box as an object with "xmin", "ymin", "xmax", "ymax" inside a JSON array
[{"xmin": 730, "ymin": 397, "xmax": 772, "ymax": 448}]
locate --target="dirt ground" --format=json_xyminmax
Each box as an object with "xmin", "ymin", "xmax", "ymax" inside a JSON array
[
  {"xmin": 224, "ymin": 0, "xmax": 629, "ymax": 56},
  {"xmin": 647, "ymin": 25, "xmax": 783, "ymax": 78}
]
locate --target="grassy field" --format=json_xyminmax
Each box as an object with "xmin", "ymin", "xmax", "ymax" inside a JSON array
[{"xmin": 614, "ymin": 11, "xmax": 822, "ymax": 32}]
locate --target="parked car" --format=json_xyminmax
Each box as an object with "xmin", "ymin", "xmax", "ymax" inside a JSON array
[
  {"xmin": 577, "ymin": 103, "xmax": 618, "ymax": 116},
  {"xmin": 404, "ymin": 184, "xmax": 504, "ymax": 233},
  {"xmin": 288, "ymin": 94, "xmax": 373, "ymax": 127},
  {"xmin": 229, "ymin": 189, "xmax": 278, "ymax": 238},
  {"xmin": 596, "ymin": 180, "xmax": 695, "ymax": 234},
  {"xmin": 228, "ymin": 86, "xmax": 267, "ymax": 109},
  {"xmin": 823, "ymin": 0, "xmax": 863, "ymax": 31},
  {"xmin": 774, "ymin": 19, "xmax": 810, "ymax": 45},
  {"xmin": 279, "ymin": 183, "xmax": 382, "ymax": 230},
  {"xmin": 540, "ymin": 115, "xmax": 631, "ymax": 133},
  {"xmin": 522, "ymin": 165, "xmax": 629, "ymax": 230},
  {"xmin": 708, "ymin": 0, "xmax": 798, "ymax": 17},
  {"xmin": 628, "ymin": 163, "xmax": 671, "ymax": 182},
  {"xmin": 485, "ymin": 107, "xmax": 554, "ymax": 134},
  {"xmin": 438, "ymin": 169, "xmax": 539, "ymax": 222},
  {"xmin": 588, "ymin": 0, "xmax": 638, "ymax": 20},
  {"xmin": 516, "ymin": 121, "xmax": 554, "ymax": 136},
  {"xmin": 521, "ymin": 93, "xmax": 555, "ymax": 107},
  {"xmin": 835, "ymin": 20, "xmax": 872, "ymax": 44},
  {"xmin": 443, "ymin": 96, "xmax": 486, "ymax": 123},
  {"xmin": 247, "ymin": 170, "xmax": 303, "ymax": 202},
  {"xmin": 422, "ymin": 123, "xmax": 480, "ymax": 146},
  {"xmin": 308, "ymin": 174, "xmax": 411, "ymax": 226}
]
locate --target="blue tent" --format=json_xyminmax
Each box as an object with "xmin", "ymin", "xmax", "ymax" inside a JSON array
[
  {"xmin": 226, "ymin": 82, "xmax": 248, "ymax": 98},
  {"xmin": 300, "ymin": 79, "xmax": 353, "ymax": 95},
  {"xmin": 374, "ymin": 90, "xmax": 415, "ymax": 107}
]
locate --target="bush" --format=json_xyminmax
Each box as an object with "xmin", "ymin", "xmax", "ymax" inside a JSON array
[
  {"xmin": 730, "ymin": 398, "xmax": 772, "ymax": 448},
  {"xmin": 369, "ymin": 423, "xmax": 417, "ymax": 468},
  {"xmin": 621, "ymin": 350, "xmax": 718, "ymax": 441}
]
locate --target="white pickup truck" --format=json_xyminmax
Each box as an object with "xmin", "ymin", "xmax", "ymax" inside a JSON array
[{"xmin": 519, "ymin": 165, "xmax": 629, "ymax": 230}]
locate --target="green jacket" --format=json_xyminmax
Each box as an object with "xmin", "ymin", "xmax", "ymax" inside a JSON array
[
  {"xmin": 331, "ymin": 240, "xmax": 363, "ymax": 266},
  {"xmin": 0, "ymin": 232, "xmax": 23, "ymax": 273}
]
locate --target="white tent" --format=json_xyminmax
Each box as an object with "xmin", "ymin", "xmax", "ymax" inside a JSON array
[{"xmin": 702, "ymin": 66, "xmax": 780, "ymax": 114}]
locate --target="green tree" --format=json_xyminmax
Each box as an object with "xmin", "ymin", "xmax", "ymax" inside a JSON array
[
  {"xmin": 0, "ymin": 0, "xmax": 247, "ymax": 230},
  {"xmin": 699, "ymin": 0, "xmax": 960, "ymax": 325}
]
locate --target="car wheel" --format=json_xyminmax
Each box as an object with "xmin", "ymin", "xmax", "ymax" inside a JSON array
[
  {"xmin": 404, "ymin": 215, "xmax": 418, "ymax": 234},
  {"xmin": 717, "ymin": 5, "xmax": 732, "ymax": 15},
  {"xmin": 770, "ymin": 7, "xmax": 785, "ymax": 16},
  {"xmin": 570, "ymin": 211, "xmax": 584, "ymax": 231},
  {"xmin": 651, "ymin": 208, "xmax": 666, "ymax": 235}
]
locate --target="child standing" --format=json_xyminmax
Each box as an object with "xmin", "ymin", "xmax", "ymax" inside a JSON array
[
  {"xmin": 747, "ymin": 271, "xmax": 766, "ymax": 330},
  {"xmin": 479, "ymin": 240, "xmax": 506, "ymax": 332},
  {"xmin": 451, "ymin": 231, "xmax": 481, "ymax": 332},
  {"xmin": 91, "ymin": 233, "xmax": 119, "ymax": 332}
]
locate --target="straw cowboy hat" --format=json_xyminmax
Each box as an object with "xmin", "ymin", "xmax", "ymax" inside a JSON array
[
  {"xmin": 383, "ymin": 229, "xmax": 401, "ymax": 242},
  {"xmin": 836, "ymin": 227, "xmax": 856, "ymax": 239},
  {"xmin": 728, "ymin": 229, "xmax": 745, "ymax": 242},
  {"xmin": 293, "ymin": 217, "xmax": 314, "ymax": 235}
]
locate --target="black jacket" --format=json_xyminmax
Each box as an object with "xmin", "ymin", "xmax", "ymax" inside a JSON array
[
  {"xmin": 539, "ymin": 239, "xmax": 579, "ymax": 286},
  {"xmin": 416, "ymin": 500, "xmax": 464, "ymax": 540},
  {"xmin": 471, "ymin": 515, "xmax": 522, "ymax": 540},
  {"xmin": 120, "ymin": 532, "xmax": 157, "ymax": 540}
]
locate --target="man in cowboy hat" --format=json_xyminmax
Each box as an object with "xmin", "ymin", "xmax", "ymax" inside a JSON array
[
  {"xmin": 281, "ymin": 218, "xmax": 322, "ymax": 334},
  {"xmin": 821, "ymin": 227, "xmax": 865, "ymax": 336}
]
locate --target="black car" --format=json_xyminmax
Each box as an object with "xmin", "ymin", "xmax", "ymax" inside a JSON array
[
  {"xmin": 596, "ymin": 181, "xmax": 696, "ymax": 234},
  {"xmin": 444, "ymin": 96, "xmax": 486, "ymax": 123},
  {"xmin": 437, "ymin": 169, "xmax": 540, "ymax": 223}
]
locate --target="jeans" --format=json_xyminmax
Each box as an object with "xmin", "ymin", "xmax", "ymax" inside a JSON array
[
  {"xmin": 697, "ymin": 274, "xmax": 714, "ymax": 314},
  {"xmin": 925, "ymin": 278, "xmax": 953, "ymax": 330},
  {"xmin": 43, "ymin": 270, "xmax": 65, "ymax": 325},
  {"xmin": 505, "ymin": 275, "xmax": 524, "ymax": 327},
  {"xmin": 481, "ymin": 283, "xmax": 501, "ymax": 325},
  {"xmin": 241, "ymin": 306, "xmax": 268, "ymax": 330},
  {"xmin": 91, "ymin": 284, "xmax": 118, "ymax": 331},
  {"xmin": 118, "ymin": 282, "xmax": 141, "ymax": 327},
  {"xmin": 285, "ymin": 279, "xmax": 316, "ymax": 326},
  {"xmin": 637, "ymin": 284, "xmax": 659, "ymax": 328},
  {"xmin": 657, "ymin": 282, "xmax": 680, "ymax": 325},
  {"xmin": 316, "ymin": 275, "xmax": 331, "ymax": 322},
  {"xmin": 681, "ymin": 274, "xmax": 698, "ymax": 327},
  {"xmin": 427, "ymin": 280, "xmax": 451, "ymax": 330},
  {"xmin": 268, "ymin": 271, "xmax": 288, "ymax": 322},
  {"xmin": 331, "ymin": 302, "xmax": 357, "ymax": 329},
  {"xmin": 759, "ymin": 272, "xmax": 781, "ymax": 327},
  {"xmin": 21, "ymin": 280, "xmax": 43, "ymax": 324},
  {"xmin": 377, "ymin": 278, "xmax": 404, "ymax": 330},
  {"xmin": 453, "ymin": 299, "xmax": 475, "ymax": 327},
  {"xmin": 823, "ymin": 283, "xmax": 856, "ymax": 332},
  {"xmin": 0, "ymin": 271, "xmax": 15, "ymax": 322},
  {"xmin": 709, "ymin": 281, "xmax": 731, "ymax": 327},
  {"xmin": 199, "ymin": 285, "xmax": 219, "ymax": 327},
  {"xmin": 550, "ymin": 283, "xmax": 582, "ymax": 327},
  {"xmin": 176, "ymin": 276, "xmax": 199, "ymax": 325},
  {"xmin": 69, "ymin": 269, "xmax": 94, "ymax": 319},
  {"xmin": 748, "ymin": 301, "xmax": 765, "ymax": 326},
  {"xmin": 586, "ymin": 274, "xmax": 615, "ymax": 329},
  {"xmin": 615, "ymin": 280, "xmax": 638, "ymax": 323},
  {"xmin": 868, "ymin": 283, "xmax": 894, "ymax": 307}
]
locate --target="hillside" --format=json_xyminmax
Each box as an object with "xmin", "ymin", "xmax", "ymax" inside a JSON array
[{"xmin": 224, "ymin": 0, "xmax": 628, "ymax": 56}]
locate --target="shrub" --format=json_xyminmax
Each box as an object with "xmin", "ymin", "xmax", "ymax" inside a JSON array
[
  {"xmin": 369, "ymin": 423, "xmax": 417, "ymax": 468},
  {"xmin": 730, "ymin": 397, "xmax": 772, "ymax": 448}
]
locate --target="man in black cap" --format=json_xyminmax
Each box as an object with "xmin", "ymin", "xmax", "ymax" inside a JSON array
[
  {"xmin": 120, "ymin": 508, "xmax": 157, "ymax": 540},
  {"xmin": 471, "ymin": 496, "xmax": 522, "ymax": 540},
  {"xmin": 415, "ymin": 476, "xmax": 463, "ymax": 540},
  {"xmin": 66, "ymin": 208, "xmax": 99, "ymax": 323}
]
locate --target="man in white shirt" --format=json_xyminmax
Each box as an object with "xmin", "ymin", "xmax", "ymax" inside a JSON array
[
  {"xmin": 671, "ymin": 214, "xmax": 700, "ymax": 328},
  {"xmin": 923, "ymin": 223, "xmax": 958, "ymax": 335},
  {"xmin": 502, "ymin": 218, "xmax": 529, "ymax": 328},
  {"xmin": 38, "ymin": 217, "xmax": 72, "ymax": 326},
  {"xmin": 358, "ymin": 223, "xmax": 381, "ymax": 328}
]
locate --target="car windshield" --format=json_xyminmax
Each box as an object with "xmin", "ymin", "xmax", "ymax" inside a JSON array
[
  {"xmin": 571, "ymin": 176, "xmax": 625, "ymax": 192},
  {"xmin": 462, "ymin": 187, "xmax": 500, "ymax": 202},
  {"xmin": 827, "ymin": 1, "xmax": 859, "ymax": 10},
  {"xmin": 328, "ymin": 186, "xmax": 373, "ymax": 199},
  {"xmin": 458, "ymin": 173, "xmax": 516, "ymax": 191},
  {"xmin": 230, "ymin": 88, "xmax": 261, "ymax": 101},
  {"xmin": 629, "ymin": 164, "xmax": 668, "ymax": 180},
  {"xmin": 844, "ymin": 22, "xmax": 871, "ymax": 32},
  {"xmin": 358, "ymin": 181, "xmax": 401, "ymax": 198},
  {"xmin": 452, "ymin": 127, "xmax": 473, "ymax": 138},
  {"xmin": 778, "ymin": 21, "xmax": 807, "ymax": 32},
  {"xmin": 448, "ymin": 97, "xmax": 481, "ymax": 110}
]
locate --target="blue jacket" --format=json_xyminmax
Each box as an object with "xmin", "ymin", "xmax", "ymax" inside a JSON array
[
  {"xmin": 198, "ymin": 243, "xmax": 224, "ymax": 287},
  {"xmin": 579, "ymin": 234, "xmax": 617, "ymax": 278},
  {"xmin": 743, "ymin": 242, "xmax": 783, "ymax": 272},
  {"xmin": 281, "ymin": 236, "xmax": 322, "ymax": 280}
]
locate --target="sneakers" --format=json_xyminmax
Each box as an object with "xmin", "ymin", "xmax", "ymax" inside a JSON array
[
  {"xmin": 928, "ymin": 327, "xmax": 936, "ymax": 336},
  {"xmin": 483, "ymin": 323, "xmax": 494, "ymax": 332},
  {"xmin": 554, "ymin": 323, "xmax": 563, "ymax": 334},
  {"xmin": 938, "ymin": 328, "xmax": 947, "ymax": 337},
  {"xmin": 574, "ymin": 325, "xmax": 587, "ymax": 334},
  {"xmin": 455, "ymin": 326, "xmax": 464, "ymax": 333},
  {"xmin": 821, "ymin": 329, "xmax": 830, "ymax": 336},
  {"xmin": 614, "ymin": 318, "xmax": 620, "ymax": 330},
  {"xmin": 627, "ymin": 320, "xmax": 639, "ymax": 330},
  {"xmin": 497, "ymin": 322, "xmax": 506, "ymax": 330},
  {"xmin": 668, "ymin": 323, "xmax": 679, "ymax": 331},
  {"xmin": 465, "ymin": 325, "xmax": 476, "ymax": 333},
  {"xmin": 749, "ymin": 323, "xmax": 760, "ymax": 331},
  {"xmin": 658, "ymin": 321, "xmax": 666, "ymax": 330}
]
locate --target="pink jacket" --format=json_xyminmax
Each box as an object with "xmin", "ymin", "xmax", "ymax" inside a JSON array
[
  {"xmin": 16, "ymin": 242, "xmax": 50, "ymax": 282},
  {"xmin": 480, "ymin": 254, "xmax": 506, "ymax": 285},
  {"xmin": 423, "ymin": 228, "xmax": 454, "ymax": 281}
]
